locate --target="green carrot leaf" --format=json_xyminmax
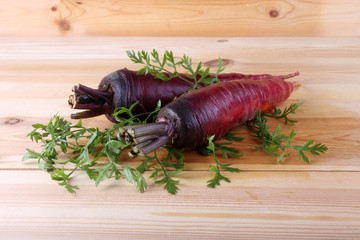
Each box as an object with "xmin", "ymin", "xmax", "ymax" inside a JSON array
[
  {"xmin": 247, "ymin": 103, "xmax": 328, "ymax": 163},
  {"xmin": 205, "ymin": 135, "xmax": 242, "ymax": 188},
  {"xmin": 265, "ymin": 101, "xmax": 304, "ymax": 125},
  {"xmin": 223, "ymin": 132, "xmax": 244, "ymax": 142},
  {"xmin": 127, "ymin": 49, "xmax": 225, "ymax": 91}
]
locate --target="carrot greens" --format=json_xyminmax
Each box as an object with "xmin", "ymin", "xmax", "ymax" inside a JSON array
[
  {"xmin": 204, "ymin": 136, "xmax": 243, "ymax": 188},
  {"xmin": 150, "ymin": 148, "xmax": 185, "ymax": 194},
  {"xmin": 247, "ymin": 104, "xmax": 328, "ymax": 163},
  {"xmin": 22, "ymin": 114, "xmax": 143, "ymax": 193},
  {"xmin": 127, "ymin": 49, "xmax": 225, "ymax": 90},
  {"xmin": 264, "ymin": 101, "xmax": 304, "ymax": 125}
]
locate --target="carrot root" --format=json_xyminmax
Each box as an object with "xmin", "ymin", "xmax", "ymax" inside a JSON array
[
  {"xmin": 69, "ymin": 69, "xmax": 300, "ymax": 122},
  {"xmin": 251, "ymin": 71, "xmax": 299, "ymax": 80}
]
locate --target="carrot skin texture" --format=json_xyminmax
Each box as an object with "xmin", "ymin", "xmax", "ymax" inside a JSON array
[
  {"xmin": 97, "ymin": 68, "xmax": 298, "ymax": 122},
  {"xmin": 98, "ymin": 68, "xmax": 196, "ymax": 122},
  {"xmin": 156, "ymin": 78, "xmax": 296, "ymax": 150}
]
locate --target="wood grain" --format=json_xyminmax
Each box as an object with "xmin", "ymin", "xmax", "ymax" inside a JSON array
[
  {"xmin": 1, "ymin": 0, "xmax": 360, "ymax": 37},
  {"xmin": 0, "ymin": 37, "xmax": 360, "ymax": 239},
  {"xmin": 1, "ymin": 171, "xmax": 360, "ymax": 239}
]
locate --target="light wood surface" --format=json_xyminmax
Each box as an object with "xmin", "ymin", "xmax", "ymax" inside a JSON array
[
  {"xmin": 1, "ymin": 0, "xmax": 360, "ymax": 37},
  {"xmin": 0, "ymin": 37, "xmax": 360, "ymax": 239}
]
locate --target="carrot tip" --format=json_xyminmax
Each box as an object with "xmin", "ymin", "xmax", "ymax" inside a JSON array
[
  {"xmin": 284, "ymin": 71, "xmax": 299, "ymax": 79},
  {"xmin": 292, "ymin": 82, "xmax": 301, "ymax": 88}
]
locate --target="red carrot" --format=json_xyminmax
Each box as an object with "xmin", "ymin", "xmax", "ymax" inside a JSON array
[
  {"xmin": 69, "ymin": 68, "xmax": 299, "ymax": 122},
  {"xmin": 121, "ymin": 77, "xmax": 298, "ymax": 157}
]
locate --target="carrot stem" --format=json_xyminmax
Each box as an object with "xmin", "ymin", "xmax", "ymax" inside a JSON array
[
  {"xmin": 133, "ymin": 136, "xmax": 170, "ymax": 157},
  {"xmin": 76, "ymin": 84, "xmax": 113, "ymax": 102},
  {"xmin": 123, "ymin": 121, "xmax": 174, "ymax": 158},
  {"xmin": 70, "ymin": 107, "xmax": 108, "ymax": 119},
  {"xmin": 127, "ymin": 122, "xmax": 170, "ymax": 138},
  {"xmin": 133, "ymin": 135, "xmax": 158, "ymax": 145}
]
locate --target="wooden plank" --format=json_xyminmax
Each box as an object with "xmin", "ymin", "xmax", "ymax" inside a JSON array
[
  {"xmin": 1, "ymin": 170, "xmax": 360, "ymax": 239},
  {"xmin": 0, "ymin": 1, "xmax": 360, "ymax": 37}
]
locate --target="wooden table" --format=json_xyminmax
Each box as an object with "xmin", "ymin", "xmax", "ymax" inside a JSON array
[{"xmin": 1, "ymin": 37, "xmax": 359, "ymax": 239}]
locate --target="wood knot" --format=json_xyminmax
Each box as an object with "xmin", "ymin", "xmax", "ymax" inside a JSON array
[
  {"xmin": 269, "ymin": 9, "xmax": 279, "ymax": 18},
  {"xmin": 58, "ymin": 19, "xmax": 71, "ymax": 32},
  {"xmin": 204, "ymin": 59, "xmax": 233, "ymax": 68},
  {"xmin": 5, "ymin": 118, "xmax": 21, "ymax": 125}
]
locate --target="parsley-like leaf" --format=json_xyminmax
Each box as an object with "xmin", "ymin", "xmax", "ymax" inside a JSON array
[
  {"xmin": 205, "ymin": 136, "xmax": 242, "ymax": 188},
  {"xmin": 265, "ymin": 101, "xmax": 304, "ymax": 125},
  {"xmin": 127, "ymin": 49, "xmax": 224, "ymax": 91},
  {"xmin": 248, "ymin": 105, "xmax": 328, "ymax": 163},
  {"xmin": 148, "ymin": 149, "xmax": 186, "ymax": 194}
]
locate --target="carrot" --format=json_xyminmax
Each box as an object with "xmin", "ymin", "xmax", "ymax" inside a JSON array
[
  {"xmin": 68, "ymin": 68, "xmax": 299, "ymax": 122},
  {"xmin": 121, "ymin": 77, "xmax": 298, "ymax": 157}
]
